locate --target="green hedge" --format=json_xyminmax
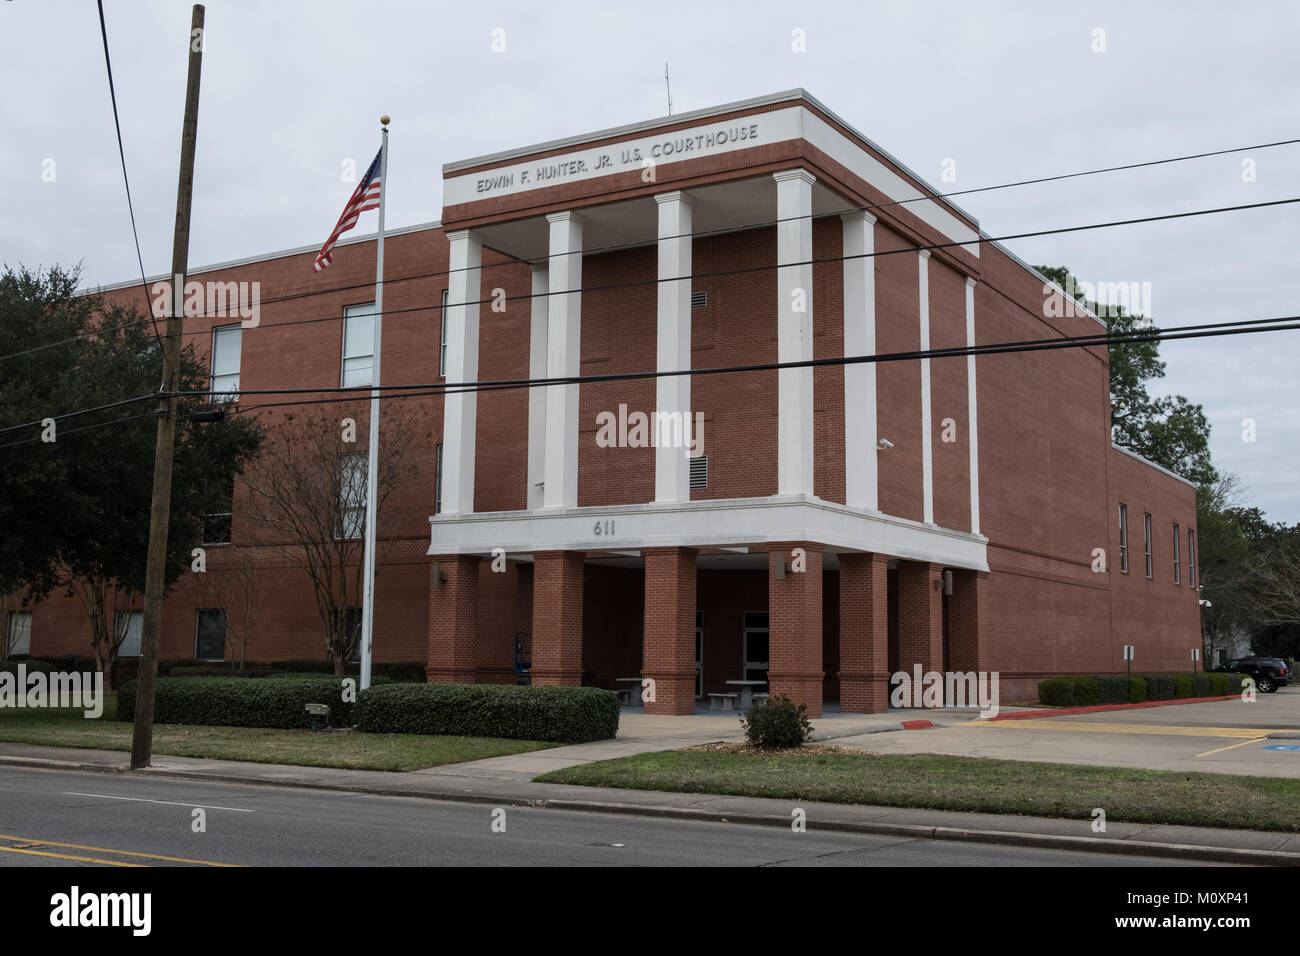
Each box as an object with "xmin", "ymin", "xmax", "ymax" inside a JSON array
[
  {"xmin": 0, "ymin": 659, "xmax": 52, "ymax": 675},
  {"xmin": 267, "ymin": 660, "xmax": 428, "ymax": 682},
  {"xmin": 355, "ymin": 683, "xmax": 619, "ymax": 743},
  {"xmin": 158, "ymin": 660, "xmax": 427, "ymax": 682},
  {"xmin": 1040, "ymin": 672, "xmax": 1240, "ymax": 706},
  {"xmin": 1037, "ymin": 676, "xmax": 1101, "ymax": 707},
  {"xmin": 115, "ymin": 675, "xmax": 388, "ymax": 729}
]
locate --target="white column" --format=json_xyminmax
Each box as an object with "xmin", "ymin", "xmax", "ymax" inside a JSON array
[
  {"xmin": 918, "ymin": 249, "xmax": 934, "ymax": 524},
  {"xmin": 441, "ymin": 230, "xmax": 481, "ymax": 515},
  {"xmin": 543, "ymin": 211, "xmax": 583, "ymax": 509},
  {"xmin": 966, "ymin": 276, "xmax": 981, "ymax": 535},
  {"xmin": 841, "ymin": 210, "xmax": 877, "ymax": 511},
  {"xmin": 774, "ymin": 169, "xmax": 815, "ymax": 497},
  {"xmin": 527, "ymin": 263, "xmax": 549, "ymax": 510},
  {"xmin": 655, "ymin": 191, "xmax": 693, "ymax": 502}
]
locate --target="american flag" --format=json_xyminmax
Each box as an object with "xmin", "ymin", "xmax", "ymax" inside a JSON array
[{"xmin": 313, "ymin": 148, "xmax": 383, "ymax": 272}]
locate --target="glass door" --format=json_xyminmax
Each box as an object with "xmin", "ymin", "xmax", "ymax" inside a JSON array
[{"xmin": 742, "ymin": 611, "xmax": 769, "ymax": 689}]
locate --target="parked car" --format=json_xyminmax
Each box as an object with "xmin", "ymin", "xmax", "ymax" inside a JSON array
[{"xmin": 1217, "ymin": 657, "xmax": 1290, "ymax": 693}]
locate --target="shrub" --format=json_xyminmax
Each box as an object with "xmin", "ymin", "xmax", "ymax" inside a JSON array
[
  {"xmin": 1138, "ymin": 673, "xmax": 1175, "ymax": 700},
  {"xmin": 1096, "ymin": 675, "xmax": 1131, "ymax": 704},
  {"xmin": 266, "ymin": 660, "xmax": 426, "ymax": 682},
  {"xmin": 156, "ymin": 658, "xmax": 197, "ymax": 676},
  {"xmin": 1037, "ymin": 677, "xmax": 1102, "ymax": 707},
  {"xmin": 355, "ymin": 683, "xmax": 619, "ymax": 743},
  {"xmin": 115, "ymin": 675, "xmax": 388, "ymax": 729},
  {"xmin": 169, "ymin": 665, "xmax": 264, "ymax": 678},
  {"xmin": 1173, "ymin": 674, "xmax": 1194, "ymax": 699},
  {"xmin": 1209, "ymin": 672, "xmax": 1238, "ymax": 695},
  {"xmin": 1192, "ymin": 673, "xmax": 1212, "ymax": 697},
  {"xmin": 740, "ymin": 694, "xmax": 814, "ymax": 749},
  {"xmin": 1127, "ymin": 676, "xmax": 1148, "ymax": 702},
  {"xmin": 0, "ymin": 659, "xmax": 52, "ymax": 675}
]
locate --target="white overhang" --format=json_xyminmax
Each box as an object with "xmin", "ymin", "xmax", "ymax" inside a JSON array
[{"xmin": 428, "ymin": 496, "xmax": 989, "ymax": 572}]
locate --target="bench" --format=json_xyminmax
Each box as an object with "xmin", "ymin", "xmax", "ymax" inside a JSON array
[
  {"xmin": 708, "ymin": 692, "xmax": 740, "ymax": 711},
  {"xmin": 750, "ymin": 692, "xmax": 770, "ymax": 706}
]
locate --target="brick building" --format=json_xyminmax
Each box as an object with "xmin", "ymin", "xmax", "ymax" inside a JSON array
[{"xmin": 17, "ymin": 90, "xmax": 1202, "ymax": 714}]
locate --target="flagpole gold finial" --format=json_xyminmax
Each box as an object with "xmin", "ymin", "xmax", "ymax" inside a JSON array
[{"xmin": 380, "ymin": 115, "xmax": 391, "ymax": 127}]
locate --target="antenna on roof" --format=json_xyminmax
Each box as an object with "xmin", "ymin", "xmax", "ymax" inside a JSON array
[{"xmin": 665, "ymin": 62, "xmax": 672, "ymax": 116}]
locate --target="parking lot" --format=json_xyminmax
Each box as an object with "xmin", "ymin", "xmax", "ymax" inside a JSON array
[{"xmin": 836, "ymin": 686, "xmax": 1300, "ymax": 777}]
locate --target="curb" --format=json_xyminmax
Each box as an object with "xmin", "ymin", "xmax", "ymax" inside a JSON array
[
  {"xmin": 988, "ymin": 695, "xmax": 1238, "ymax": 721},
  {"xmin": 811, "ymin": 718, "xmax": 933, "ymax": 740},
  {"xmin": 1, "ymin": 753, "xmax": 1295, "ymax": 866}
]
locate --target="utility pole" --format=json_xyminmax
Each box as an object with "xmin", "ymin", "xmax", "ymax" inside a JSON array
[{"xmin": 131, "ymin": 3, "xmax": 205, "ymax": 770}]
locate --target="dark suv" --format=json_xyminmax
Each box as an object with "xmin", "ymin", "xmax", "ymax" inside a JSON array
[{"xmin": 1220, "ymin": 657, "xmax": 1291, "ymax": 694}]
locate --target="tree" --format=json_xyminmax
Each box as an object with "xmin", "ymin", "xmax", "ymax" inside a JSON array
[
  {"xmin": 242, "ymin": 403, "xmax": 423, "ymax": 674},
  {"xmin": 1036, "ymin": 265, "xmax": 1216, "ymax": 485},
  {"xmin": 179, "ymin": 545, "xmax": 283, "ymax": 669},
  {"xmin": 0, "ymin": 263, "xmax": 265, "ymax": 677}
]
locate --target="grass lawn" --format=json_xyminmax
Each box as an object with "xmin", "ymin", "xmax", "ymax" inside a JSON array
[
  {"xmin": 0, "ymin": 694, "xmax": 556, "ymax": 772},
  {"xmin": 537, "ymin": 747, "xmax": 1300, "ymax": 833}
]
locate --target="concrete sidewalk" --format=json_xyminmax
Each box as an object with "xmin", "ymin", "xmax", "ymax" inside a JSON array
[{"xmin": 0, "ymin": 735, "xmax": 1295, "ymax": 866}]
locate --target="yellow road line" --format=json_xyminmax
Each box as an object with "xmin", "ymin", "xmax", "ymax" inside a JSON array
[
  {"xmin": 967, "ymin": 719, "xmax": 1277, "ymax": 738},
  {"xmin": 0, "ymin": 844, "xmax": 141, "ymax": 867},
  {"xmin": 0, "ymin": 833, "xmax": 237, "ymax": 867},
  {"xmin": 1196, "ymin": 737, "xmax": 1267, "ymax": 758}
]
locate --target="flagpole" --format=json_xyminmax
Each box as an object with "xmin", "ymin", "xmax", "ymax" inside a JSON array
[{"xmin": 359, "ymin": 115, "xmax": 389, "ymax": 692}]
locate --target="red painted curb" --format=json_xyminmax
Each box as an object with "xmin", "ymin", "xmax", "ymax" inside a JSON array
[
  {"xmin": 988, "ymin": 695, "xmax": 1238, "ymax": 721},
  {"xmin": 899, "ymin": 719, "xmax": 934, "ymax": 730}
]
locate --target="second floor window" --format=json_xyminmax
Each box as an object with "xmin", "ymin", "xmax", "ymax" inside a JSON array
[
  {"xmin": 1173, "ymin": 523, "xmax": 1181, "ymax": 584},
  {"xmin": 1144, "ymin": 512, "xmax": 1153, "ymax": 579},
  {"xmin": 1118, "ymin": 504, "xmax": 1129, "ymax": 573},
  {"xmin": 440, "ymin": 289, "xmax": 448, "ymax": 376},
  {"xmin": 434, "ymin": 442, "xmax": 443, "ymax": 514},
  {"xmin": 336, "ymin": 452, "xmax": 366, "ymax": 539},
  {"xmin": 342, "ymin": 303, "xmax": 376, "ymax": 387},
  {"xmin": 1188, "ymin": 529, "xmax": 1197, "ymax": 588},
  {"xmin": 210, "ymin": 325, "xmax": 242, "ymax": 401}
]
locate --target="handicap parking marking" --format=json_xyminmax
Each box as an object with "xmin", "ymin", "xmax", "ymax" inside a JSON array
[{"xmin": 1263, "ymin": 744, "xmax": 1300, "ymax": 751}]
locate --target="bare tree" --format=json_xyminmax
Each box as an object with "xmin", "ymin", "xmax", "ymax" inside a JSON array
[
  {"xmin": 68, "ymin": 573, "xmax": 135, "ymax": 682},
  {"xmin": 181, "ymin": 546, "xmax": 284, "ymax": 669},
  {"xmin": 242, "ymin": 403, "xmax": 423, "ymax": 674}
]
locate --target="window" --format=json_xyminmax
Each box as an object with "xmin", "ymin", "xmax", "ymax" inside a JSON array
[
  {"xmin": 439, "ymin": 290, "xmax": 448, "ymax": 376},
  {"xmin": 210, "ymin": 325, "xmax": 242, "ymax": 401},
  {"xmin": 1188, "ymin": 529, "xmax": 1196, "ymax": 588},
  {"xmin": 434, "ymin": 442, "xmax": 443, "ymax": 514},
  {"xmin": 332, "ymin": 607, "xmax": 362, "ymax": 663},
  {"xmin": 114, "ymin": 610, "xmax": 143, "ymax": 658},
  {"xmin": 6, "ymin": 611, "xmax": 31, "ymax": 656},
  {"xmin": 1118, "ymin": 504, "xmax": 1129, "ymax": 573},
  {"xmin": 336, "ymin": 452, "xmax": 366, "ymax": 539},
  {"xmin": 1173, "ymin": 523, "xmax": 1181, "ymax": 584},
  {"xmin": 195, "ymin": 609, "xmax": 226, "ymax": 661},
  {"xmin": 689, "ymin": 454, "xmax": 708, "ymax": 490},
  {"xmin": 201, "ymin": 471, "xmax": 235, "ymax": 545},
  {"xmin": 1143, "ymin": 512, "xmax": 1153, "ymax": 579},
  {"xmin": 342, "ymin": 303, "xmax": 376, "ymax": 387}
]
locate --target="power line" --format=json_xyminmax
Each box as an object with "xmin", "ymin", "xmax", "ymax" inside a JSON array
[
  {"xmin": 17, "ymin": 188, "xmax": 1294, "ymax": 361},
  {"xmin": 219, "ymin": 313, "xmax": 1299, "ymax": 410},
  {"xmin": 0, "ymin": 411, "xmax": 158, "ymax": 452},
  {"xmin": 0, "ymin": 392, "xmax": 162, "ymax": 437},
  {"xmin": 95, "ymin": 0, "xmax": 164, "ymax": 352},
  {"xmin": 14, "ymin": 132, "xmax": 1299, "ymax": 358},
  {"xmin": 11, "ymin": 313, "xmax": 1296, "ymax": 445}
]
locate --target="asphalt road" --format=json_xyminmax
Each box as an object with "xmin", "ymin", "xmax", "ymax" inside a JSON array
[{"xmin": 0, "ymin": 765, "xmax": 1222, "ymax": 867}]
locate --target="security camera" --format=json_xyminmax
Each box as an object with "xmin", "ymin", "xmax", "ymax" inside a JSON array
[{"xmin": 877, "ymin": 438, "xmax": 894, "ymax": 450}]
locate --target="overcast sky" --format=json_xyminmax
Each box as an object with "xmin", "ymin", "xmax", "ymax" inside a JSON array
[{"xmin": 2, "ymin": 0, "xmax": 1297, "ymax": 521}]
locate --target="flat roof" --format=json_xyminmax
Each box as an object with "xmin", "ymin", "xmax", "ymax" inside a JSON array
[{"xmin": 443, "ymin": 88, "xmax": 981, "ymax": 230}]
